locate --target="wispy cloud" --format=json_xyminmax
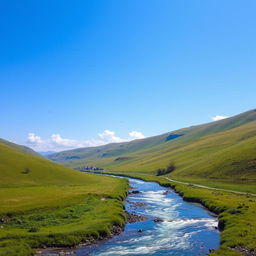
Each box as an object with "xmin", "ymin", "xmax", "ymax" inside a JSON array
[
  {"xmin": 212, "ymin": 115, "xmax": 229, "ymax": 121},
  {"xmin": 27, "ymin": 130, "xmax": 145, "ymax": 152}
]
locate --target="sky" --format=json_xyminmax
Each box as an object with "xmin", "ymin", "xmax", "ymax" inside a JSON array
[{"xmin": 0, "ymin": 0, "xmax": 255, "ymax": 152}]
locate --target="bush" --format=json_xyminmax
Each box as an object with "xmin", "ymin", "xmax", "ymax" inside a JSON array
[
  {"xmin": 0, "ymin": 241, "xmax": 34, "ymax": 256},
  {"xmin": 156, "ymin": 162, "xmax": 176, "ymax": 176},
  {"xmin": 21, "ymin": 168, "xmax": 30, "ymax": 174},
  {"xmin": 28, "ymin": 227, "xmax": 39, "ymax": 233}
]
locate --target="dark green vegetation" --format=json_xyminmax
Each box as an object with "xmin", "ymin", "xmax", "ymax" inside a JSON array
[
  {"xmin": 155, "ymin": 162, "xmax": 176, "ymax": 176},
  {"xmin": 0, "ymin": 140, "xmax": 128, "ymax": 256},
  {"xmin": 49, "ymin": 109, "xmax": 256, "ymax": 255}
]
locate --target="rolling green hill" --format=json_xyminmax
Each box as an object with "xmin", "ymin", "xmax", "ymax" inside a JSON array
[
  {"xmin": 2, "ymin": 109, "xmax": 256, "ymax": 256},
  {"xmin": 0, "ymin": 138, "xmax": 39, "ymax": 157},
  {"xmin": 48, "ymin": 109, "xmax": 256, "ymax": 192},
  {"xmin": 0, "ymin": 138, "xmax": 112, "ymax": 186},
  {"xmin": 46, "ymin": 109, "xmax": 256, "ymax": 255},
  {"xmin": 0, "ymin": 139, "xmax": 128, "ymax": 256}
]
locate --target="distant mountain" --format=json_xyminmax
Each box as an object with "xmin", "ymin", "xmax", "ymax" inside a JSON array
[
  {"xmin": 39, "ymin": 151, "xmax": 57, "ymax": 156},
  {"xmin": 48, "ymin": 109, "xmax": 256, "ymax": 185}
]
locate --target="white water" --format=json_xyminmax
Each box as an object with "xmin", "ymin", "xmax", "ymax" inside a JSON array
[{"xmin": 76, "ymin": 177, "xmax": 220, "ymax": 256}]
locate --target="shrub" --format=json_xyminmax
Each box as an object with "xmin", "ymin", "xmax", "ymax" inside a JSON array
[
  {"xmin": 28, "ymin": 227, "xmax": 39, "ymax": 233},
  {"xmin": 21, "ymin": 168, "xmax": 30, "ymax": 174},
  {"xmin": 156, "ymin": 162, "xmax": 176, "ymax": 176}
]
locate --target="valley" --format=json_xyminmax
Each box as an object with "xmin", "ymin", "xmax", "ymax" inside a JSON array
[{"xmin": 1, "ymin": 109, "xmax": 256, "ymax": 256}]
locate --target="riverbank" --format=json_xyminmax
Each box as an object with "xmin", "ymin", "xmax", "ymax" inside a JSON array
[
  {"xmin": 35, "ymin": 225, "xmax": 124, "ymax": 256},
  {"xmin": 35, "ymin": 211, "xmax": 147, "ymax": 256},
  {"xmin": 72, "ymin": 175, "xmax": 219, "ymax": 256},
  {"xmin": 36, "ymin": 174, "xmax": 220, "ymax": 256},
  {"xmin": 0, "ymin": 176, "xmax": 129, "ymax": 256},
  {"xmin": 111, "ymin": 173, "xmax": 256, "ymax": 256}
]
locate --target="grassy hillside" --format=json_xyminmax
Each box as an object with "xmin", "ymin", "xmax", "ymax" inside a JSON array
[
  {"xmin": 99, "ymin": 121, "xmax": 256, "ymax": 192},
  {"xmin": 2, "ymin": 109, "xmax": 256, "ymax": 256},
  {"xmin": 0, "ymin": 140, "xmax": 128, "ymax": 256},
  {"xmin": 45, "ymin": 109, "xmax": 256, "ymax": 256},
  {"xmin": 48, "ymin": 109, "xmax": 256, "ymax": 193},
  {"xmin": 0, "ymin": 138, "xmax": 112, "ymax": 187},
  {"xmin": 48, "ymin": 109, "xmax": 256, "ymax": 166},
  {"xmin": 0, "ymin": 138, "xmax": 39, "ymax": 156}
]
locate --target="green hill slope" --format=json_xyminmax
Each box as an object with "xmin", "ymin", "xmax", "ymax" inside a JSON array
[
  {"xmin": 0, "ymin": 140, "xmax": 127, "ymax": 256},
  {"xmin": 45, "ymin": 109, "xmax": 256, "ymax": 256},
  {"xmin": 0, "ymin": 138, "xmax": 108, "ymax": 186},
  {"xmin": 0, "ymin": 138, "xmax": 39, "ymax": 156},
  {"xmin": 109, "ymin": 121, "xmax": 256, "ymax": 193},
  {"xmin": 48, "ymin": 109, "xmax": 256, "ymax": 192},
  {"xmin": 48, "ymin": 109, "xmax": 256, "ymax": 166}
]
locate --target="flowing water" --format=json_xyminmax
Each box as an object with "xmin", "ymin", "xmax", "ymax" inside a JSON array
[{"xmin": 75, "ymin": 176, "xmax": 220, "ymax": 256}]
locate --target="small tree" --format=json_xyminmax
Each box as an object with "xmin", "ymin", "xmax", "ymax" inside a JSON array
[
  {"xmin": 156, "ymin": 168, "xmax": 166, "ymax": 176},
  {"xmin": 166, "ymin": 162, "xmax": 175, "ymax": 173},
  {"xmin": 156, "ymin": 162, "xmax": 176, "ymax": 176},
  {"xmin": 21, "ymin": 168, "xmax": 30, "ymax": 174}
]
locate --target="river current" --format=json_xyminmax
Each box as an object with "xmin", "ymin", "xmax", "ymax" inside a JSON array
[{"xmin": 75, "ymin": 176, "xmax": 220, "ymax": 256}]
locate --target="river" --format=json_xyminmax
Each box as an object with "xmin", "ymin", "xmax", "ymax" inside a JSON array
[{"xmin": 75, "ymin": 176, "xmax": 220, "ymax": 256}]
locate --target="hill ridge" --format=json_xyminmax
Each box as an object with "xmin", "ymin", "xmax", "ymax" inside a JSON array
[{"xmin": 48, "ymin": 109, "xmax": 256, "ymax": 166}]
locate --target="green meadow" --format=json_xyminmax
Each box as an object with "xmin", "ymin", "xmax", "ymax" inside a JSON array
[
  {"xmin": 0, "ymin": 140, "xmax": 128, "ymax": 256},
  {"xmin": 1, "ymin": 109, "xmax": 256, "ymax": 255},
  {"xmin": 48, "ymin": 109, "xmax": 256, "ymax": 255},
  {"xmin": 49, "ymin": 110, "xmax": 256, "ymax": 193}
]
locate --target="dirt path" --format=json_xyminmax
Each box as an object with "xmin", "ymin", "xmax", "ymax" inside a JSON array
[{"xmin": 163, "ymin": 176, "xmax": 256, "ymax": 197}]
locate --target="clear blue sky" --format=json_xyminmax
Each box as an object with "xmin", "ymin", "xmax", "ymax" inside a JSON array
[{"xmin": 0, "ymin": 0, "xmax": 255, "ymax": 151}]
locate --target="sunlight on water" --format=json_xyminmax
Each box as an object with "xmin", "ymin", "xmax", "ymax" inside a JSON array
[{"xmin": 75, "ymin": 177, "xmax": 219, "ymax": 256}]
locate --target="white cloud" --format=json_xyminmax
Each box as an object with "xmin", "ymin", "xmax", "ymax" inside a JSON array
[
  {"xmin": 212, "ymin": 115, "xmax": 229, "ymax": 121},
  {"xmin": 98, "ymin": 130, "xmax": 124, "ymax": 143},
  {"xmin": 26, "ymin": 130, "xmax": 146, "ymax": 152},
  {"xmin": 128, "ymin": 131, "xmax": 145, "ymax": 140},
  {"xmin": 50, "ymin": 134, "xmax": 85, "ymax": 148},
  {"xmin": 27, "ymin": 133, "xmax": 43, "ymax": 144}
]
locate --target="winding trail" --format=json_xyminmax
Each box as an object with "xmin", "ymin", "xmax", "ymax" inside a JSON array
[
  {"xmin": 87, "ymin": 170, "xmax": 256, "ymax": 197},
  {"xmin": 113, "ymin": 171, "xmax": 256, "ymax": 197},
  {"xmin": 162, "ymin": 176, "xmax": 256, "ymax": 197}
]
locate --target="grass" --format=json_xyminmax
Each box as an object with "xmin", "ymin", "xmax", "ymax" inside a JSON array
[
  {"xmin": 0, "ymin": 192, "xmax": 128, "ymax": 255},
  {"xmin": 0, "ymin": 139, "xmax": 110, "ymax": 187},
  {"xmin": 69, "ymin": 122, "xmax": 256, "ymax": 193},
  {"xmin": 111, "ymin": 173, "xmax": 256, "ymax": 256},
  {"xmin": 2, "ymin": 109, "xmax": 256, "ymax": 255},
  {"xmin": 45, "ymin": 109, "xmax": 256, "ymax": 255},
  {"xmin": 47, "ymin": 110, "xmax": 256, "ymax": 193},
  {"xmin": 0, "ymin": 140, "xmax": 129, "ymax": 255},
  {"xmin": 0, "ymin": 139, "xmax": 39, "ymax": 157},
  {"xmin": 0, "ymin": 179, "xmax": 127, "ymax": 215},
  {"xmin": 52, "ymin": 121, "xmax": 256, "ymax": 194},
  {"xmin": 48, "ymin": 109, "xmax": 256, "ymax": 169}
]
